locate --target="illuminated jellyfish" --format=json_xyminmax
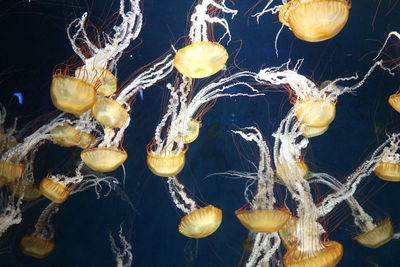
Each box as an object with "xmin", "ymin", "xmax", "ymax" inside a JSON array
[
  {"xmin": 109, "ymin": 224, "xmax": 133, "ymax": 267},
  {"xmin": 255, "ymin": 59, "xmax": 387, "ymax": 137},
  {"xmin": 21, "ymin": 202, "xmax": 58, "ymax": 258},
  {"xmin": 254, "ymin": 0, "xmax": 351, "ymax": 43},
  {"xmin": 50, "ymin": 123, "xmax": 81, "ymax": 147},
  {"xmin": 309, "ymin": 173, "xmax": 394, "ymax": 249},
  {"xmin": 147, "ymin": 72, "xmax": 261, "ymax": 177},
  {"xmin": 167, "ymin": 176, "xmax": 222, "ymax": 238},
  {"xmin": 173, "ymin": 0, "xmax": 237, "ymax": 78}
]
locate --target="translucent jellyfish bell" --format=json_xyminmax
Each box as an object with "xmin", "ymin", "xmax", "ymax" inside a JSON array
[
  {"xmin": 301, "ymin": 125, "xmax": 329, "ymax": 138},
  {"xmin": 0, "ymin": 161, "xmax": 25, "ymax": 183},
  {"xmin": 295, "ymin": 99, "xmax": 336, "ymax": 128},
  {"xmin": 276, "ymin": 160, "xmax": 309, "ymax": 182},
  {"xmin": 81, "ymin": 147, "xmax": 128, "ymax": 172},
  {"xmin": 178, "ymin": 205, "xmax": 222, "ymax": 238},
  {"xmin": 235, "ymin": 209, "xmax": 291, "ymax": 233},
  {"xmin": 374, "ymin": 162, "xmax": 400, "ymax": 182},
  {"xmin": 50, "ymin": 123, "xmax": 81, "ymax": 147},
  {"xmin": 283, "ymin": 241, "xmax": 343, "ymax": 267},
  {"xmin": 354, "ymin": 218, "xmax": 393, "ymax": 248},
  {"xmin": 146, "ymin": 151, "xmax": 186, "ymax": 177},
  {"xmin": 77, "ymin": 132, "xmax": 97, "ymax": 149},
  {"xmin": 75, "ymin": 67, "xmax": 117, "ymax": 96},
  {"xmin": 279, "ymin": 0, "xmax": 351, "ymax": 42},
  {"xmin": 388, "ymin": 93, "xmax": 400, "ymax": 113},
  {"xmin": 20, "ymin": 234, "xmax": 55, "ymax": 259},
  {"xmin": 176, "ymin": 118, "xmax": 202, "ymax": 144},
  {"xmin": 50, "ymin": 74, "xmax": 96, "ymax": 114},
  {"xmin": 173, "ymin": 42, "xmax": 228, "ymax": 78},
  {"xmin": 39, "ymin": 177, "xmax": 71, "ymax": 203},
  {"xmin": 92, "ymin": 98, "xmax": 128, "ymax": 128}
]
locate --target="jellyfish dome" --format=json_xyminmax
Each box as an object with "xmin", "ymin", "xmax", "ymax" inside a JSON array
[
  {"xmin": 20, "ymin": 234, "xmax": 55, "ymax": 259},
  {"xmin": 178, "ymin": 205, "xmax": 222, "ymax": 238},
  {"xmin": 279, "ymin": 0, "xmax": 351, "ymax": 42},
  {"xmin": 235, "ymin": 209, "xmax": 291, "ymax": 233},
  {"xmin": 354, "ymin": 218, "xmax": 394, "ymax": 248}
]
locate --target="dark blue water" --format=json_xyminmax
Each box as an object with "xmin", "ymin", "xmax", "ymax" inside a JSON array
[{"xmin": 0, "ymin": 0, "xmax": 399, "ymax": 266}]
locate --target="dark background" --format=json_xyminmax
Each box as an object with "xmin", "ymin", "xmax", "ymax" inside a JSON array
[{"xmin": 0, "ymin": 0, "xmax": 399, "ymax": 266}]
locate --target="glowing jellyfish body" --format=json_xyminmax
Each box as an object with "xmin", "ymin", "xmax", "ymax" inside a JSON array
[
  {"xmin": 295, "ymin": 99, "xmax": 336, "ymax": 128},
  {"xmin": 283, "ymin": 241, "xmax": 343, "ymax": 267},
  {"xmin": 178, "ymin": 205, "xmax": 222, "ymax": 238},
  {"xmin": 50, "ymin": 74, "xmax": 96, "ymax": 114},
  {"xmin": 388, "ymin": 93, "xmax": 400, "ymax": 113},
  {"xmin": 279, "ymin": 0, "xmax": 351, "ymax": 42},
  {"xmin": 147, "ymin": 151, "xmax": 186, "ymax": 177},
  {"xmin": 235, "ymin": 209, "xmax": 291, "ymax": 233},
  {"xmin": 75, "ymin": 67, "xmax": 117, "ymax": 96},
  {"xmin": 301, "ymin": 125, "xmax": 329, "ymax": 138},
  {"xmin": 39, "ymin": 177, "xmax": 71, "ymax": 203},
  {"xmin": 81, "ymin": 147, "xmax": 128, "ymax": 172},
  {"xmin": 176, "ymin": 119, "xmax": 201, "ymax": 144},
  {"xmin": 92, "ymin": 98, "xmax": 128, "ymax": 128},
  {"xmin": 50, "ymin": 123, "xmax": 80, "ymax": 147},
  {"xmin": 173, "ymin": 42, "xmax": 228, "ymax": 78},
  {"xmin": 77, "ymin": 132, "xmax": 97, "ymax": 149},
  {"xmin": 276, "ymin": 160, "xmax": 309, "ymax": 182},
  {"xmin": 0, "ymin": 161, "xmax": 25, "ymax": 183},
  {"xmin": 20, "ymin": 235, "xmax": 55, "ymax": 259},
  {"xmin": 354, "ymin": 218, "xmax": 394, "ymax": 248},
  {"xmin": 374, "ymin": 162, "xmax": 400, "ymax": 182}
]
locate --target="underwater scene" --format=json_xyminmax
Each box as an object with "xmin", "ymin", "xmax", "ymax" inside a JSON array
[{"xmin": 0, "ymin": 0, "xmax": 399, "ymax": 266}]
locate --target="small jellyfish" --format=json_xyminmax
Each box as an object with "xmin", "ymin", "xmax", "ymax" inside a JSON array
[
  {"xmin": 301, "ymin": 125, "xmax": 329, "ymax": 138},
  {"xmin": 175, "ymin": 118, "xmax": 202, "ymax": 144},
  {"xmin": 388, "ymin": 93, "xmax": 400, "ymax": 113},
  {"xmin": 50, "ymin": 123, "xmax": 81, "ymax": 147},
  {"xmin": 92, "ymin": 98, "xmax": 128, "ymax": 128},
  {"xmin": 178, "ymin": 205, "xmax": 222, "ymax": 238},
  {"xmin": 39, "ymin": 176, "xmax": 71, "ymax": 203},
  {"xmin": 20, "ymin": 234, "xmax": 55, "ymax": 259},
  {"xmin": 146, "ymin": 148, "xmax": 186, "ymax": 177},
  {"xmin": 279, "ymin": 0, "xmax": 351, "ymax": 42},
  {"xmin": 374, "ymin": 161, "xmax": 400, "ymax": 182},
  {"xmin": 81, "ymin": 147, "xmax": 128, "ymax": 172},
  {"xmin": 295, "ymin": 99, "xmax": 336, "ymax": 128},
  {"xmin": 0, "ymin": 161, "xmax": 24, "ymax": 183},
  {"xmin": 75, "ymin": 67, "xmax": 117, "ymax": 96},
  {"xmin": 76, "ymin": 132, "xmax": 97, "ymax": 149},
  {"xmin": 354, "ymin": 218, "xmax": 394, "ymax": 249},
  {"xmin": 235, "ymin": 209, "xmax": 291, "ymax": 233},
  {"xmin": 276, "ymin": 160, "xmax": 309, "ymax": 182}
]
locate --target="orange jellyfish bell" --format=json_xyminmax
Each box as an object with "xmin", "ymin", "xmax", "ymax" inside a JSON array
[
  {"xmin": 20, "ymin": 234, "xmax": 55, "ymax": 259},
  {"xmin": 388, "ymin": 93, "xmax": 400, "ymax": 113},
  {"xmin": 276, "ymin": 160, "xmax": 309, "ymax": 182},
  {"xmin": 235, "ymin": 208, "xmax": 291, "ymax": 233},
  {"xmin": 295, "ymin": 99, "xmax": 336, "ymax": 128},
  {"xmin": 75, "ymin": 67, "xmax": 117, "ymax": 96},
  {"xmin": 354, "ymin": 218, "xmax": 394, "ymax": 248},
  {"xmin": 176, "ymin": 118, "xmax": 202, "ymax": 144},
  {"xmin": 146, "ymin": 151, "xmax": 186, "ymax": 177},
  {"xmin": 283, "ymin": 241, "xmax": 343, "ymax": 267},
  {"xmin": 173, "ymin": 42, "xmax": 228, "ymax": 78},
  {"xmin": 0, "ymin": 161, "xmax": 25, "ymax": 183},
  {"xmin": 178, "ymin": 205, "xmax": 223, "ymax": 238},
  {"xmin": 50, "ymin": 74, "xmax": 96, "ymax": 114},
  {"xmin": 278, "ymin": 0, "xmax": 351, "ymax": 42},
  {"xmin": 92, "ymin": 98, "xmax": 128, "ymax": 128},
  {"xmin": 39, "ymin": 177, "xmax": 71, "ymax": 203},
  {"xmin": 81, "ymin": 147, "xmax": 128, "ymax": 172},
  {"xmin": 301, "ymin": 125, "xmax": 329, "ymax": 138},
  {"xmin": 374, "ymin": 162, "xmax": 400, "ymax": 182},
  {"xmin": 50, "ymin": 123, "xmax": 81, "ymax": 147}
]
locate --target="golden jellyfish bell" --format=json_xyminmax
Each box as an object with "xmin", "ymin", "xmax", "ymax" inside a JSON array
[
  {"xmin": 173, "ymin": 42, "xmax": 228, "ymax": 78},
  {"xmin": 75, "ymin": 67, "xmax": 117, "ymax": 96},
  {"xmin": 283, "ymin": 241, "xmax": 343, "ymax": 267},
  {"xmin": 388, "ymin": 93, "xmax": 400, "ymax": 113},
  {"xmin": 77, "ymin": 132, "xmax": 97, "ymax": 149},
  {"xmin": 301, "ymin": 125, "xmax": 329, "ymax": 138},
  {"xmin": 276, "ymin": 160, "xmax": 309, "ymax": 182},
  {"xmin": 178, "ymin": 205, "xmax": 222, "ymax": 238},
  {"xmin": 50, "ymin": 123, "xmax": 80, "ymax": 147},
  {"xmin": 176, "ymin": 118, "xmax": 202, "ymax": 144},
  {"xmin": 39, "ymin": 177, "xmax": 71, "ymax": 203},
  {"xmin": 20, "ymin": 235, "xmax": 55, "ymax": 259},
  {"xmin": 374, "ymin": 162, "xmax": 400, "ymax": 182},
  {"xmin": 50, "ymin": 74, "xmax": 96, "ymax": 114},
  {"xmin": 0, "ymin": 161, "xmax": 24, "ymax": 183},
  {"xmin": 354, "ymin": 218, "xmax": 394, "ymax": 248},
  {"xmin": 295, "ymin": 99, "xmax": 336, "ymax": 128},
  {"xmin": 146, "ymin": 151, "xmax": 186, "ymax": 177},
  {"xmin": 235, "ymin": 209, "xmax": 291, "ymax": 233},
  {"xmin": 81, "ymin": 147, "xmax": 128, "ymax": 172},
  {"xmin": 92, "ymin": 98, "xmax": 128, "ymax": 128},
  {"xmin": 279, "ymin": 0, "xmax": 351, "ymax": 42}
]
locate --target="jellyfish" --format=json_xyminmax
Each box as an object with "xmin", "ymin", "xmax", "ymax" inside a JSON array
[
  {"xmin": 167, "ymin": 176, "xmax": 222, "ymax": 238},
  {"xmin": 20, "ymin": 202, "xmax": 58, "ymax": 258},
  {"xmin": 109, "ymin": 224, "xmax": 133, "ymax": 267},
  {"xmin": 173, "ymin": 0, "xmax": 236, "ymax": 78},
  {"xmin": 255, "ymin": 59, "xmax": 388, "ymax": 137},
  {"xmin": 147, "ymin": 72, "xmax": 261, "ymax": 177}
]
